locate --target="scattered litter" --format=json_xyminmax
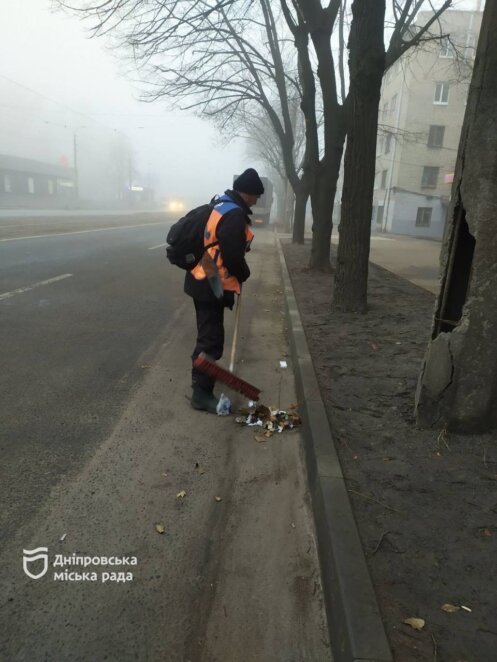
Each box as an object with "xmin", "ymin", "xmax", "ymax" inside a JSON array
[
  {"xmin": 441, "ymin": 603, "xmax": 460, "ymax": 613},
  {"xmin": 216, "ymin": 393, "xmax": 231, "ymax": 416},
  {"xmin": 254, "ymin": 434, "xmax": 267, "ymax": 443},
  {"xmin": 461, "ymin": 605, "xmax": 472, "ymax": 612},
  {"xmin": 395, "ymin": 342, "xmax": 402, "ymax": 345},
  {"xmin": 176, "ymin": 490, "xmax": 187, "ymax": 499},
  {"xmin": 402, "ymin": 617, "xmax": 425, "ymax": 631},
  {"xmin": 141, "ymin": 364, "xmax": 153, "ymax": 369},
  {"xmin": 291, "ymin": 523, "xmax": 296, "ymax": 529},
  {"xmin": 155, "ymin": 523, "xmax": 165, "ymax": 534},
  {"xmin": 162, "ymin": 473, "xmax": 168, "ymax": 478},
  {"xmin": 214, "ymin": 496, "xmax": 222, "ymax": 502},
  {"xmin": 279, "ymin": 360, "xmax": 288, "ymax": 368},
  {"xmin": 235, "ymin": 402, "xmax": 301, "ymax": 433},
  {"xmin": 59, "ymin": 533, "xmax": 66, "ymax": 542}
]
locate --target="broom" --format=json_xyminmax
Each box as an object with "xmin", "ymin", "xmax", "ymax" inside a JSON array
[{"xmin": 193, "ymin": 292, "xmax": 261, "ymax": 401}]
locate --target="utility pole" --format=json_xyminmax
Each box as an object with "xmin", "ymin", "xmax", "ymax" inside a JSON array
[{"xmin": 73, "ymin": 131, "xmax": 79, "ymax": 202}]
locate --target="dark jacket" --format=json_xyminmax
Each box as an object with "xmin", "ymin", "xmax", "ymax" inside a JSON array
[{"xmin": 184, "ymin": 190, "xmax": 252, "ymax": 308}]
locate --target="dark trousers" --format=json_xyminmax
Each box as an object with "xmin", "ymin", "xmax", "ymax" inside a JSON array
[{"xmin": 191, "ymin": 299, "xmax": 225, "ymax": 390}]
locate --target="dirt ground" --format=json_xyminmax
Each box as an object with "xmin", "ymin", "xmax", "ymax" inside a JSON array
[{"xmin": 282, "ymin": 240, "xmax": 497, "ymax": 662}]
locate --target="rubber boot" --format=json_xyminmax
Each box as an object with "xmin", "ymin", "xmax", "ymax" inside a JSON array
[{"xmin": 191, "ymin": 384, "xmax": 219, "ymax": 414}]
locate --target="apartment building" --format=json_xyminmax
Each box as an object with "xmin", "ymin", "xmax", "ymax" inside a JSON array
[{"xmin": 373, "ymin": 9, "xmax": 482, "ymax": 239}]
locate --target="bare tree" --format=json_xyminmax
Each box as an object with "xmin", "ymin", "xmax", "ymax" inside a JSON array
[
  {"xmin": 281, "ymin": 0, "xmax": 346, "ymax": 270},
  {"xmin": 241, "ymin": 100, "xmax": 308, "ymax": 236},
  {"xmin": 58, "ymin": 0, "xmax": 317, "ymax": 239}
]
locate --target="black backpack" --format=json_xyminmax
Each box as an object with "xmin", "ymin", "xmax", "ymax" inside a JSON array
[{"xmin": 166, "ymin": 204, "xmax": 217, "ymax": 270}]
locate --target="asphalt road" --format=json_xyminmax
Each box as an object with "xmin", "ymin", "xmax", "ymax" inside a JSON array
[
  {"xmin": 0, "ymin": 214, "xmax": 330, "ymax": 661},
  {"xmin": 0, "ymin": 213, "xmax": 179, "ymax": 546}
]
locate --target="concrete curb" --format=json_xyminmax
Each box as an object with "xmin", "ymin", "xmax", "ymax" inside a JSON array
[{"xmin": 276, "ymin": 235, "xmax": 393, "ymax": 662}]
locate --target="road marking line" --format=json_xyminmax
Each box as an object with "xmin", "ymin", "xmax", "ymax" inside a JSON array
[
  {"xmin": 0, "ymin": 221, "xmax": 167, "ymax": 243},
  {"xmin": 0, "ymin": 274, "xmax": 73, "ymax": 301},
  {"xmin": 148, "ymin": 242, "xmax": 167, "ymax": 250}
]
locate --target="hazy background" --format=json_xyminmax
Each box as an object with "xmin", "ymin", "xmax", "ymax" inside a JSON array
[{"xmin": 0, "ymin": 0, "xmax": 258, "ymax": 208}]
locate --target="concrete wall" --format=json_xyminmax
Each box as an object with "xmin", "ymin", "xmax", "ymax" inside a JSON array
[{"xmin": 387, "ymin": 190, "xmax": 447, "ymax": 239}]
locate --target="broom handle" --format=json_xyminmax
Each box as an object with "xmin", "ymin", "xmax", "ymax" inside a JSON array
[{"xmin": 229, "ymin": 291, "xmax": 242, "ymax": 373}]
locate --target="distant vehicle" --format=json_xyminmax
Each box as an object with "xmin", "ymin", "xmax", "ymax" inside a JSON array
[
  {"xmin": 167, "ymin": 200, "xmax": 185, "ymax": 213},
  {"xmin": 233, "ymin": 175, "xmax": 273, "ymax": 226}
]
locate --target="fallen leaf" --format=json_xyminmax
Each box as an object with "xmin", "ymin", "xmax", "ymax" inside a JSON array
[
  {"xmin": 176, "ymin": 490, "xmax": 187, "ymax": 498},
  {"xmin": 441, "ymin": 603, "xmax": 460, "ymax": 613},
  {"xmin": 255, "ymin": 435, "xmax": 267, "ymax": 443},
  {"xmin": 371, "ymin": 342, "xmax": 379, "ymax": 351},
  {"xmin": 402, "ymin": 617, "xmax": 425, "ymax": 631},
  {"xmin": 162, "ymin": 473, "xmax": 168, "ymax": 478},
  {"xmin": 141, "ymin": 364, "xmax": 152, "ymax": 369},
  {"xmin": 482, "ymin": 528, "xmax": 493, "ymax": 537},
  {"xmin": 155, "ymin": 523, "xmax": 165, "ymax": 534},
  {"xmin": 214, "ymin": 496, "xmax": 222, "ymax": 502}
]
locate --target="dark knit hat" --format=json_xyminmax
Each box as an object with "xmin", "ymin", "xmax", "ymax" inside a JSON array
[{"xmin": 233, "ymin": 168, "xmax": 265, "ymax": 195}]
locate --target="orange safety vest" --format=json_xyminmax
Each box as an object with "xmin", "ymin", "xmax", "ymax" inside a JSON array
[{"xmin": 190, "ymin": 197, "xmax": 254, "ymax": 294}]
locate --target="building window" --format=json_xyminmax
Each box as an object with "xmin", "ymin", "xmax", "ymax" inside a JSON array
[
  {"xmin": 428, "ymin": 125, "xmax": 445, "ymax": 148},
  {"xmin": 4, "ymin": 174, "xmax": 12, "ymax": 193},
  {"xmin": 381, "ymin": 169, "xmax": 388, "ymax": 188},
  {"xmin": 376, "ymin": 205, "xmax": 384, "ymax": 226},
  {"xmin": 465, "ymin": 32, "xmax": 476, "ymax": 59},
  {"xmin": 382, "ymin": 101, "xmax": 389, "ymax": 121},
  {"xmin": 377, "ymin": 135, "xmax": 384, "ymax": 154},
  {"xmin": 385, "ymin": 134, "xmax": 392, "ymax": 154},
  {"xmin": 27, "ymin": 177, "xmax": 35, "ymax": 194},
  {"xmin": 439, "ymin": 37, "xmax": 453, "ymax": 58},
  {"xmin": 374, "ymin": 172, "xmax": 380, "ymax": 189},
  {"xmin": 416, "ymin": 207, "xmax": 432, "ymax": 227},
  {"xmin": 421, "ymin": 166, "xmax": 439, "ymax": 188},
  {"xmin": 434, "ymin": 82, "xmax": 449, "ymax": 104},
  {"xmin": 48, "ymin": 179, "xmax": 54, "ymax": 195},
  {"xmin": 391, "ymin": 94, "xmax": 398, "ymax": 114}
]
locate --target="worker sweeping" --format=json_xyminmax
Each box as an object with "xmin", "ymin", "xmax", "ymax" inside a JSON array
[{"xmin": 184, "ymin": 168, "xmax": 264, "ymax": 413}]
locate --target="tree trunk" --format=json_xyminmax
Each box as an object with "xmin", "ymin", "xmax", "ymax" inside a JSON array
[
  {"xmin": 292, "ymin": 181, "xmax": 309, "ymax": 244},
  {"xmin": 332, "ymin": 0, "xmax": 385, "ymax": 312},
  {"xmin": 308, "ymin": 145, "xmax": 344, "ymax": 270},
  {"xmin": 415, "ymin": 0, "xmax": 497, "ymax": 433}
]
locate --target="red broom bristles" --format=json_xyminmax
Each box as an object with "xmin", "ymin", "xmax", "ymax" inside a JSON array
[{"xmin": 193, "ymin": 353, "xmax": 261, "ymax": 401}]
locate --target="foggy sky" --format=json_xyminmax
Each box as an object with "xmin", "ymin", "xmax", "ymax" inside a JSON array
[{"xmin": 0, "ymin": 0, "xmax": 260, "ymax": 207}]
